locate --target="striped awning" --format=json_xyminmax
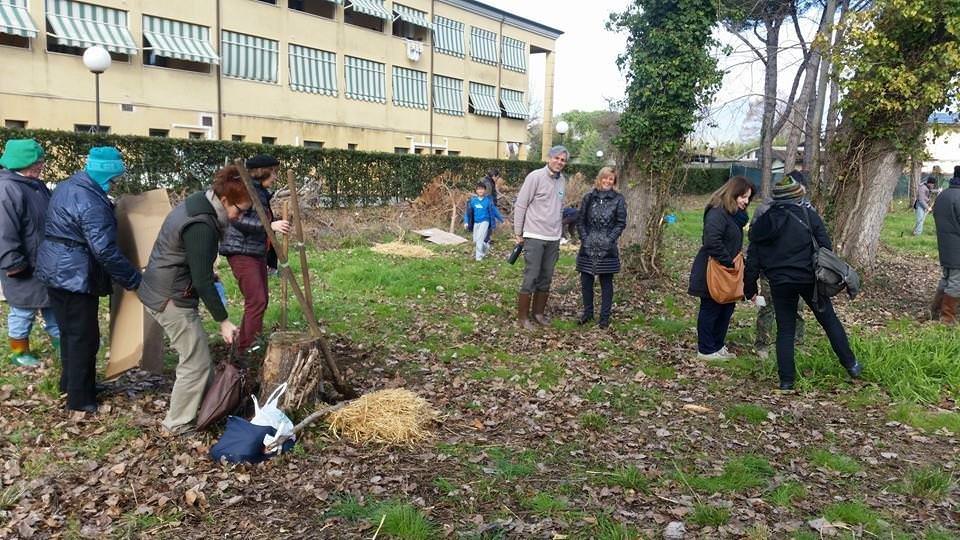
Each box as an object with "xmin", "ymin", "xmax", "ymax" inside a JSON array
[
  {"xmin": 501, "ymin": 36, "xmax": 527, "ymax": 73},
  {"xmin": 346, "ymin": 0, "xmax": 390, "ymax": 20},
  {"xmin": 470, "ymin": 26, "xmax": 497, "ymax": 65},
  {"xmin": 143, "ymin": 15, "xmax": 218, "ymax": 64},
  {"xmin": 392, "ymin": 66, "xmax": 427, "ymax": 109},
  {"xmin": 46, "ymin": 0, "xmax": 137, "ymax": 55},
  {"xmin": 392, "ymin": 3, "xmax": 432, "ymax": 31},
  {"xmin": 500, "ymin": 88, "xmax": 527, "ymax": 120},
  {"xmin": 433, "ymin": 75, "xmax": 462, "ymax": 116},
  {"xmin": 0, "ymin": 0, "xmax": 38, "ymax": 38},
  {"xmin": 433, "ymin": 15, "xmax": 463, "ymax": 57},
  {"xmin": 289, "ymin": 44, "xmax": 337, "ymax": 96},
  {"xmin": 345, "ymin": 55, "xmax": 385, "ymax": 103},
  {"xmin": 468, "ymin": 82, "xmax": 499, "ymax": 117},
  {"xmin": 222, "ymin": 30, "xmax": 278, "ymax": 83}
]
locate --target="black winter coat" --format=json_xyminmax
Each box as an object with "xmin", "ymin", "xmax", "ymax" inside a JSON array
[
  {"xmin": 744, "ymin": 201, "xmax": 831, "ymax": 298},
  {"xmin": 0, "ymin": 169, "xmax": 52, "ymax": 308},
  {"xmin": 219, "ymin": 183, "xmax": 273, "ymax": 257},
  {"xmin": 933, "ymin": 182, "xmax": 960, "ymax": 268},
  {"xmin": 688, "ymin": 206, "xmax": 744, "ymax": 298},
  {"xmin": 575, "ymin": 189, "xmax": 627, "ymax": 275}
]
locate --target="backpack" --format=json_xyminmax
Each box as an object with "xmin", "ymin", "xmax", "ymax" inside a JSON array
[{"xmin": 782, "ymin": 205, "xmax": 861, "ymax": 308}]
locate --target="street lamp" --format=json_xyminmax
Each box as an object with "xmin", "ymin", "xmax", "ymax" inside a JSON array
[
  {"xmin": 555, "ymin": 120, "xmax": 569, "ymax": 145},
  {"xmin": 82, "ymin": 45, "xmax": 111, "ymax": 133},
  {"xmin": 596, "ymin": 150, "xmax": 604, "ymax": 160}
]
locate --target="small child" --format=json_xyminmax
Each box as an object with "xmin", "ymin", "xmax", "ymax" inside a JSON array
[{"xmin": 464, "ymin": 182, "xmax": 504, "ymax": 261}]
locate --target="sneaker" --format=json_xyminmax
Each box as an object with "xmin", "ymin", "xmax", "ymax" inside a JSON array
[
  {"xmin": 9, "ymin": 352, "xmax": 41, "ymax": 368},
  {"xmin": 717, "ymin": 346, "xmax": 737, "ymax": 359},
  {"xmin": 697, "ymin": 350, "xmax": 728, "ymax": 360},
  {"xmin": 776, "ymin": 382, "xmax": 796, "ymax": 394},
  {"xmin": 846, "ymin": 361, "xmax": 863, "ymax": 379}
]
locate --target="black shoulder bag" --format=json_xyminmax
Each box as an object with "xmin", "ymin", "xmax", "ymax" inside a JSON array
[{"xmin": 783, "ymin": 205, "xmax": 861, "ymax": 309}]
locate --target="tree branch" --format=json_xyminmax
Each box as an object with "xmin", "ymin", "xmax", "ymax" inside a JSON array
[
  {"xmin": 771, "ymin": 50, "xmax": 811, "ymax": 135},
  {"xmin": 728, "ymin": 28, "xmax": 767, "ymax": 65}
]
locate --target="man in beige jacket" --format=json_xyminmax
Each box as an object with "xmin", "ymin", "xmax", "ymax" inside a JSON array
[{"xmin": 513, "ymin": 146, "xmax": 569, "ymax": 329}]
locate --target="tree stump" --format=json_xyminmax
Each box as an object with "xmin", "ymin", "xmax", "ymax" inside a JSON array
[{"xmin": 261, "ymin": 331, "xmax": 324, "ymax": 408}]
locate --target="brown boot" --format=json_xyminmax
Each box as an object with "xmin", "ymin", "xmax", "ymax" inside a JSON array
[
  {"xmin": 930, "ymin": 290, "xmax": 945, "ymax": 321},
  {"xmin": 532, "ymin": 291, "xmax": 551, "ymax": 326},
  {"xmin": 941, "ymin": 294, "xmax": 958, "ymax": 324},
  {"xmin": 518, "ymin": 293, "xmax": 536, "ymax": 330}
]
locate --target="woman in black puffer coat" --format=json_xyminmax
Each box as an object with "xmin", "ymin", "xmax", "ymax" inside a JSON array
[{"xmin": 576, "ymin": 167, "xmax": 627, "ymax": 328}]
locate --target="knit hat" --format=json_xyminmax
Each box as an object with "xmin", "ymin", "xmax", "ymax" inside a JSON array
[
  {"xmin": 246, "ymin": 154, "xmax": 279, "ymax": 170},
  {"xmin": 85, "ymin": 146, "xmax": 125, "ymax": 191},
  {"xmin": 0, "ymin": 139, "xmax": 44, "ymax": 170},
  {"xmin": 772, "ymin": 176, "xmax": 805, "ymax": 201}
]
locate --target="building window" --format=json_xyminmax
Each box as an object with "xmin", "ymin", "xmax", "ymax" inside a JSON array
[
  {"xmin": 289, "ymin": 44, "xmax": 337, "ymax": 96},
  {"xmin": 188, "ymin": 131, "xmax": 205, "ymax": 140},
  {"xmin": 433, "ymin": 74, "xmax": 463, "ymax": 116},
  {"xmin": 121, "ymin": 103, "xmax": 134, "ymax": 112},
  {"xmin": 148, "ymin": 128, "xmax": 169, "ymax": 137},
  {"xmin": 142, "ymin": 15, "xmax": 217, "ymax": 74},
  {"xmin": 231, "ymin": 134, "xmax": 245, "ymax": 142},
  {"xmin": 45, "ymin": 0, "xmax": 135, "ymax": 61},
  {"xmin": 345, "ymin": 56, "xmax": 385, "ymax": 103},
  {"xmin": 74, "ymin": 124, "xmax": 110, "ymax": 134},
  {"xmin": 470, "ymin": 26, "xmax": 498, "ymax": 65},
  {"xmin": 343, "ymin": 0, "xmax": 388, "ymax": 33},
  {"xmin": 500, "ymin": 88, "xmax": 529, "ymax": 120},
  {"xmin": 501, "ymin": 36, "xmax": 527, "ymax": 73},
  {"xmin": 288, "ymin": 0, "xmax": 335, "ymax": 19},
  {"xmin": 0, "ymin": 34, "xmax": 30, "ymax": 49},
  {"xmin": 468, "ymin": 82, "xmax": 500, "ymax": 117},
  {"xmin": 347, "ymin": 143, "xmax": 358, "ymax": 151},
  {"xmin": 4, "ymin": 120, "xmax": 27, "ymax": 129},
  {"xmin": 256, "ymin": 0, "xmax": 277, "ymax": 4},
  {"xmin": 394, "ymin": 147, "xmax": 409, "ymax": 154},
  {"xmin": 434, "ymin": 149, "xmax": 444, "ymax": 155},
  {"xmin": 200, "ymin": 115, "xmax": 214, "ymax": 127},
  {"xmin": 304, "ymin": 140, "xmax": 323, "ymax": 149},
  {"xmin": 433, "ymin": 16, "xmax": 463, "ymax": 57},
  {"xmin": 392, "ymin": 66, "xmax": 427, "ymax": 109},
  {"xmin": 391, "ymin": 4, "xmax": 431, "ymax": 41},
  {"xmin": 222, "ymin": 30, "xmax": 278, "ymax": 83},
  {"xmin": 262, "ymin": 136, "xmax": 276, "ymax": 145},
  {"xmin": 448, "ymin": 150, "xmax": 460, "ymax": 156},
  {"xmin": 414, "ymin": 148, "xmax": 424, "ymax": 155}
]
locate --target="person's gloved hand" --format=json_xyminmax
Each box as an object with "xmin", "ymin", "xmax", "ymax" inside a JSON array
[{"xmin": 743, "ymin": 280, "xmax": 758, "ymax": 301}]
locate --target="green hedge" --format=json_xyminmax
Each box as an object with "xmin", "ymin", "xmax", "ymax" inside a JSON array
[
  {"xmin": 681, "ymin": 167, "xmax": 730, "ymax": 194},
  {"xmin": 0, "ymin": 128, "xmax": 601, "ymax": 206}
]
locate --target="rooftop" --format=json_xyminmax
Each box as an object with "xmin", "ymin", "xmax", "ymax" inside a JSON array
[
  {"xmin": 443, "ymin": 0, "xmax": 564, "ymax": 39},
  {"xmin": 929, "ymin": 111, "xmax": 959, "ymax": 125}
]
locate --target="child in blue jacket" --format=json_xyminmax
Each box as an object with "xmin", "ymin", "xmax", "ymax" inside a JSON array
[{"xmin": 464, "ymin": 181, "xmax": 504, "ymax": 261}]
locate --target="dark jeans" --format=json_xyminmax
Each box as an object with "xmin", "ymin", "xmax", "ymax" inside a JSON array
[
  {"xmin": 228, "ymin": 254, "xmax": 269, "ymax": 351},
  {"xmin": 697, "ymin": 296, "xmax": 735, "ymax": 354},
  {"xmin": 771, "ymin": 281, "xmax": 857, "ymax": 385},
  {"xmin": 48, "ymin": 287, "xmax": 101, "ymax": 410},
  {"xmin": 520, "ymin": 238, "xmax": 560, "ymax": 293},
  {"xmin": 581, "ymin": 272, "xmax": 614, "ymax": 321}
]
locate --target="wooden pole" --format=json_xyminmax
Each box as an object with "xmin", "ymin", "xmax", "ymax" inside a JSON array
[
  {"xmin": 280, "ymin": 200, "xmax": 290, "ymax": 330},
  {"xmin": 286, "ymin": 170, "xmax": 314, "ymax": 314},
  {"xmin": 234, "ymin": 160, "xmax": 353, "ymax": 398}
]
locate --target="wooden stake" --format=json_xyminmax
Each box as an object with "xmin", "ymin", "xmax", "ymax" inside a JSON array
[
  {"xmin": 234, "ymin": 160, "xmax": 354, "ymax": 398},
  {"xmin": 280, "ymin": 200, "xmax": 290, "ymax": 330},
  {"xmin": 264, "ymin": 400, "xmax": 350, "ymax": 453},
  {"xmin": 286, "ymin": 170, "xmax": 314, "ymax": 313}
]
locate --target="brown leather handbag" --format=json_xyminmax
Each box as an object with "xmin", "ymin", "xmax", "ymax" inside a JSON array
[
  {"xmin": 706, "ymin": 252, "xmax": 745, "ymax": 304},
  {"xmin": 196, "ymin": 345, "xmax": 246, "ymax": 431}
]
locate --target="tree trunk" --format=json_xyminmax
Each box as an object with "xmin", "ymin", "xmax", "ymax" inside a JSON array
[
  {"xmin": 829, "ymin": 137, "xmax": 905, "ymax": 270},
  {"xmin": 806, "ymin": 0, "xmax": 838, "ymax": 193},
  {"xmin": 819, "ymin": 0, "xmax": 850, "ymax": 203},
  {"xmin": 261, "ymin": 332, "xmax": 329, "ymax": 408},
  {"xmin": 620, "ymin": 152, "xmax": 670, "ymax": 277},
  {"xmin": 758, "ymin": 17, "xmax": 782, "ymax": 198}
]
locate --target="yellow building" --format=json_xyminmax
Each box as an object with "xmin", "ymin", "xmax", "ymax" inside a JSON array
[{"xmin": 0, "ymin": 0, "xmax": 562, "ymax": 159}]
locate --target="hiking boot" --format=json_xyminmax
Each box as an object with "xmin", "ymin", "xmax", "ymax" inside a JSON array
[
  {"xmin": 777, "ymin": 382, "xmax": 796, "ymax": 394},
  {"xmin": 532, "ymin": 291, "xmax": 551, "ymax": 326},
  {"xmin": 517, "ymin": 293, "xmax": 536, "ymax": 330},
  {"xmin": 930, "ymin": 290, "xmax": 945, "ymax": 321},
  {"xmin": 577, "ymin": 313, "xmax": 594, "ymax": 326},
  {"xmin": 941, "ymin": 294, "xmax": 957, "ymax": 324},
  {"xmin": 598, "ymin": 317, "xmax": 610, "ymax": 329}
]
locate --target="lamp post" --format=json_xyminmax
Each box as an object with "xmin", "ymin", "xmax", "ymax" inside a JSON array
[
  {"xmin": 82, "ymin": 45, "xmax": 111, "ymax": 134},
  {"xmin": 596, "ymin": 150, "xmax": 604, "ymax": 161},
  {"xmin": 555, "ymin": 120, "xmax": 569, "ymax": 145}
]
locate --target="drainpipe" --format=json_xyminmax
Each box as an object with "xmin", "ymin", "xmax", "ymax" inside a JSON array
[
  {"xmin": 496, "ymin": 17, "xmax": 504, "ymax": 160},
  {"xmin": 429, "ymin": 0, "xmax": 435, "ymax": 151},
  {"xmin": 215, "ymin": 0, "xmax": 223, "ymax": 140}
]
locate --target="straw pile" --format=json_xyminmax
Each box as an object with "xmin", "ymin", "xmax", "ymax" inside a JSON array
[
  {"xmin": 371, "ymin": 241, "xmax": 435, "ymax": 258},
  {"xmin": 326, "ymin": 389, "xmax": 438, "ymax": 445}
]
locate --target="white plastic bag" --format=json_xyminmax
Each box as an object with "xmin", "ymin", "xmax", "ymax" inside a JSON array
[{"xmin": 250, "ymin": 383, "xmax": 295, "ymax": 451}]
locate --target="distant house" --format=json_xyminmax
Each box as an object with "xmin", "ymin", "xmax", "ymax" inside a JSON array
[
  {"xmin": 925, "ymin": 112, "xmax": 960, "ymax": 172},
  {"xmin": 734, "ymin": 146, "xmax": 805, "ymax": 176}
]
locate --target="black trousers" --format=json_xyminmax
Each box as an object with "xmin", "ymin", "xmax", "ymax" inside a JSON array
[
  {"xmin": 770, "ymin": 281, "xmax": 857, "ymax": 385},
  {"xmin": 581, "ymin": 272, "xmax": 614, "ymax": 321},
  {"xmin": 696, "ymin": 296, "xmax": 736, "ymax": 354},
  {"xmin": 48, "ymin": 288, "xmax": 101, "ymax": 410}
]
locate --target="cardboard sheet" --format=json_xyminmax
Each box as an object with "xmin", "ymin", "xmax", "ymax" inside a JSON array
[
  {"xmin": 105, "ymin": 189, "xmax": 171, "ymax": 379},
  {"xmin": 412, "ymin": 228, "xmax": 468, "ymax": 245}
]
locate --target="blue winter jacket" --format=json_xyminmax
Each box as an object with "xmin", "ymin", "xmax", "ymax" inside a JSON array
[
  {"xmin": 464, "ymin": 195, "xmax": 504, "ymax": 231},
  {"xmin": 35, "ymin": 171, "xmax": 141, "ymax": 295}
]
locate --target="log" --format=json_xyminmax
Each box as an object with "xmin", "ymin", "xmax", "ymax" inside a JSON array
[{"xmin": 259, "ymin": 332, "xmax": 319, "ymax": 404}]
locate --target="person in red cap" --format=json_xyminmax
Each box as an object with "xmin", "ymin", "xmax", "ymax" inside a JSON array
[{"xmin": 218, "ymin": 155, "xmax": 290, "ymax": 354}]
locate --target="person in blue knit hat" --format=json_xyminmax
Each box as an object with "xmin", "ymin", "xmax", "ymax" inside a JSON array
[
  {"xmin": 0, "ymin": 138, "xmax": 60, "ymax": 367},
  {"xmin": 36, "ymin": 146, "xmax": 141, "ymax": 413}
]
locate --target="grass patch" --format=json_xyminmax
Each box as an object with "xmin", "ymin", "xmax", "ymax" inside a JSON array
[
  {"xmin": 593, "ymin": 516, "xmax": 642, "ymax": 540},
  {"xmin": 725, "ymin": 403, "xmax": 769, "ymax": 424},
  {"xmin": 70, "ymin": 418, "xmax": 141, "ymax": 461},
  {"xmin": 327, "ymin": 496, "xmax": 435, "ymax": 540},
  {"xmin": 901, "ymin": 466, "xmax": 955, "ymax": 501},
  {"xmin": 822, "ymin": 500, "xmax": 882, "ymax": 530},
  {"xmin": 433, "ymin": 476, "xmax": 457, "ymax": 495},
  {"xmin": 583, "ymin": 383, "xmax": 662, "ymax": 418},
  {"xmin": 809, "ymin": 449, "xmax": 862, "ymax": 474},
  {"xmin": 532, "ymin": 358, "xmax": 563, "ymax": 390},
  {"xmin": 592, "ymin": 465, "xmax": 652, "ymax": 492},
  {"xmin": 924, "ymin": 526, "xmax": 959, "ymax": 540},
  {"xmin": 113, "ymin": 508, "xmax": 183, "ymax": 538},
  {"xmin": 579, "ymin": 412, "xmax": 609, "ymax": 431},
  {"xmin": 522, "ymin": 492, "xmax": 568, "ymax": 515},
  {"xmin": 765, "ymin": 481, "xmax": 807, "ymax": 507},
  {"xmin": 678, "ymin": 455, "xmax": 775, "ymax": 494},
  {"xmin": 890, "ymin": 403, "xmax": 960, "ymax": 433},
  {"xmin": 689, "ymin": 504, "xmax": 730, "ymax": 527},
  {"xmin": 0, "ymin": 485, "xmax": 24, "ymax": 511},
  {"xmin": 487, "ymin": 447, "xmax": 537, "ymax": 479},
  {"xmin": 880, "ymin": 200, "xmax": 940, "ymax": 257}
]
